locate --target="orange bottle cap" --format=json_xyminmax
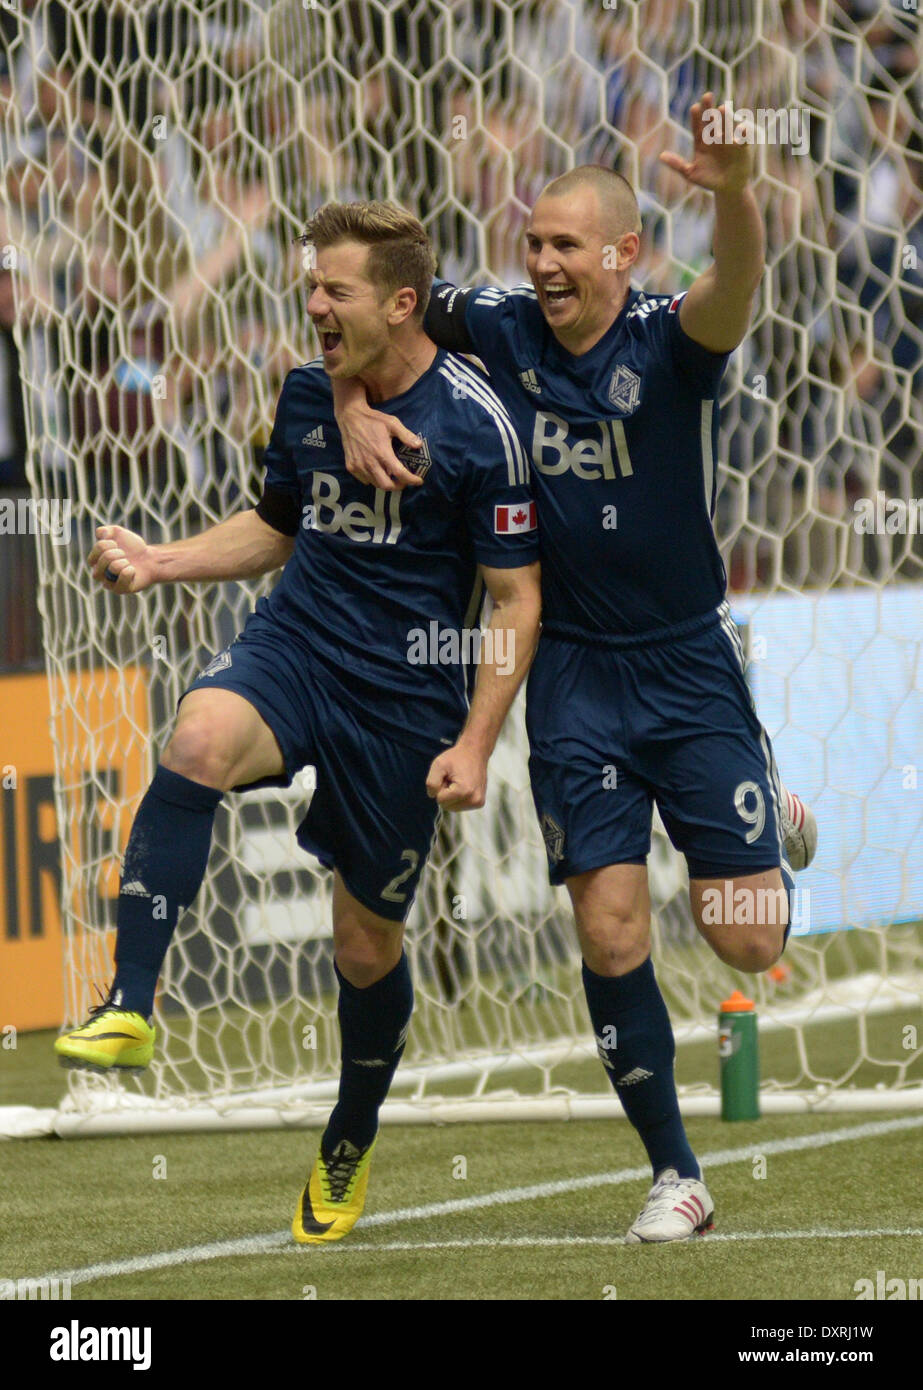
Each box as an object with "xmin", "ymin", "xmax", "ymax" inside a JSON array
[{"xmin": 720, "ymin": 989, "xmax": 755, "ymax": 1013}]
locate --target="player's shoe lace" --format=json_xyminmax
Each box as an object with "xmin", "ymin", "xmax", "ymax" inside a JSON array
[
  {"xmin": 321, "ymin": 1140, "xmax": 366, "ymax": 1203},
  {"xmin": 82, "ymin": 983, "xmax": 126, "ymax": 1023},
  {"xmin": 624, "ymin": 1167, "xmax": 715, "ymax": 1244}
]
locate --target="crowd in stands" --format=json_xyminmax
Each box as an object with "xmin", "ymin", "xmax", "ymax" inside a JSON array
[{"xmin": 0, "ymin": 0, "xmax": 919, "ymax": 633}]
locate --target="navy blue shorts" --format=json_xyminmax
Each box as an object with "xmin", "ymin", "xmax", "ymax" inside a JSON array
[
  {"xmin": 526, "ymin": 607, "xmax": 790, "ymax": 886},
  {"xmin": 183, "ymin": 618, "xmax": 440, "ymax": 922}
]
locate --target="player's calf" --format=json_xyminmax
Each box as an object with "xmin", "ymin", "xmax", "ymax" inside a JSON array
[
  {"xmin": 566, "ymin": 862, "xmax": 652, "ymax": 976},
  {"xmin": 291, "ymin": 875, "xmax": 413, "ymax": 1243},
  {"xmin": 690, "ymin": 868, "xmax": 788, "ymax": 973}
]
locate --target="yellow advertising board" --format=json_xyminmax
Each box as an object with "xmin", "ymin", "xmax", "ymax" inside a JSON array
[{"xmin": 0, "ymin": 668, "xmax": 149, "ymax": 1031}]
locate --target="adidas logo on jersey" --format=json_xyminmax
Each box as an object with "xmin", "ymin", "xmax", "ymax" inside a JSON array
[
  {"xmin": 519, "ymin": 368, "xmax": 542, "ymax": 395},
  {"xmin": 301, "ymin": 426, "xmax": 326, "ymax": 448}
]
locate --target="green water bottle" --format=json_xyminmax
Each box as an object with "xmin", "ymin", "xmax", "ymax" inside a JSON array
[{"xmin": 719, "ymin": 990, "xmax": 760, "ymax": 1120}]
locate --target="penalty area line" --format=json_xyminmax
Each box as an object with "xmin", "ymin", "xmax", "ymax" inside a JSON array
[{"xmin": 24, "ymin": 1113, "xmax": 923, "ymax": 1289}]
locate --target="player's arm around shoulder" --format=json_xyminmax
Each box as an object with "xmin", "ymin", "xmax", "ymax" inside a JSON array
[
  {"xmin": 331, "ymin": 375, "xmax": 426, "ymax": 493},
  {"xmin": 332, "ymin": 279, "xmax": 495, "ymax": 491},
  {"xmin": 660, "ymin": 91, "xmax": 766, "ymax": 354},
  {"xmin": 426, "ymin": 559, "xmax": 541, "ymax": 811}
]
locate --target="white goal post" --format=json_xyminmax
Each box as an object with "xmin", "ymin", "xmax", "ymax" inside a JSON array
[{"xmin": 1, "ymin": 0, "xmax": 921, "ymax": 1137}]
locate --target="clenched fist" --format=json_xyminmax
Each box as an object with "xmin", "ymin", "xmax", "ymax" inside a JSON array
[
  {"xmin": 88, "ymin": 525, "xmax": 156, "ymax": 594},
  {"xmin": 425, "ymin": 741, "xmax": 488, "ymax": 811}
]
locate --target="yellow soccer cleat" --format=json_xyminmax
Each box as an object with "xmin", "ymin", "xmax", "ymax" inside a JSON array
[
  {"xmin": 292, "ymin": 1137, "xmax": 377, "ymax": 1244},
  {"xmin": 54, "ymin": 999, "xmax": 155, "ymax": 1073}
]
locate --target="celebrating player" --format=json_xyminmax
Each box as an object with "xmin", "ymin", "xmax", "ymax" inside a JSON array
[
  {"xmin": 332, "ymin": 95, "xmax": 818, "ymax": 1243},
  {"xmin": 54, "ymin": 201, "xmax": 542, "ymax": 1245}
]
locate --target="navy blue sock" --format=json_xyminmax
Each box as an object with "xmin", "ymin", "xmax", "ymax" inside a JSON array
[
  {"xmin": 582, "ymin": 957, "xmax": 699, "ymax": 1180},
  {"xmin": 111, "ymin": 765, "xmax": 223, "ymax": 1017},
  {"xmin": 323, "ymin": 954, "xmax": 414, "ymax": 1157}
]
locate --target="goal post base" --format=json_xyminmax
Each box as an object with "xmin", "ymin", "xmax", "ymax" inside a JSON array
[{"xmin": 4, "ymin": 1088, "xmax": 923, "ymax": 1140}]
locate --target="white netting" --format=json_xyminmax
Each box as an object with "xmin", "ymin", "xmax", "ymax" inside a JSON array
[{"xmin": 1, "ymin": 0, "xmax": 921, "ymax": 1131}]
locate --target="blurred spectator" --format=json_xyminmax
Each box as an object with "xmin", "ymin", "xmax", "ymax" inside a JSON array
[
  {"xmin": 0, "ymin": 267, "xmax": 27, "ymax": 487},
  {"xmin": 0, "ymin": 0, "xmax": 920, "ymax": 606}
]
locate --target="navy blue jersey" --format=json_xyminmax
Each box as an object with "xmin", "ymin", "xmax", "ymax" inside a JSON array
[
  {"xmin": 256, "ymin": 349, "xmax": 539, "ymax": 752},
  {"xmin": 425, "ymin": 282, "xmax": 731, "ymax": 641}
]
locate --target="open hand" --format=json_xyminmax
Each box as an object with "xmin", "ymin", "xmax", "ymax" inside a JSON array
[{"xmin": 659, "ymin": 92, "xmax": 755, "ymax": 194}]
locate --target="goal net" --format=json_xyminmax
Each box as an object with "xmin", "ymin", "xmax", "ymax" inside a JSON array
[{"xmin": 1, "ymin": 0, "xmax": 921, "ymax": 1135}]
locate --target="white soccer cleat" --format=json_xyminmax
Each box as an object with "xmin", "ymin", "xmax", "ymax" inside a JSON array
[
  {"xmin": 779, "ymin": 788, "xmax": 818, "ymax": 871},
  {"xmin": 624, "ymin": 1168, "xmax": 715, "ymax": 1244}
]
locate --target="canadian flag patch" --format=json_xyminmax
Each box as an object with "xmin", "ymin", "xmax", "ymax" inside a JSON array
[
  {"xmin": 668, "ymin": 293, "xmax": 685, "ymax": 314},
  {"xmin": 494, "ymin": 502, "xmax": 537, "ymax": 535}
]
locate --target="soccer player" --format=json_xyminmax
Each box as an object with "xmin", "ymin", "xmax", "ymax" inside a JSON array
[
  {"xmin": 54, "ymin": 201, "xmax": 542, "ymax": 1244},
  {"xmin": 332, "ymin": 95, "xmax": 818, "ymax": 1242}
]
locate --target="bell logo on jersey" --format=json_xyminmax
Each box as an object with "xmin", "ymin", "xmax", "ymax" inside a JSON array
[
  {"xmin": 531, "ymin": 412, "xmax": 633, "ymax": 480},
  {"xmin": 494, "ymin": 501, "xmax": 537, "ymax": 535},
  {"xmin": 311, "ymin": 472, "xmax": 403, "ymax": 544}
]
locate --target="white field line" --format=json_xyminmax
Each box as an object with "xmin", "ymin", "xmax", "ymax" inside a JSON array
[
  {"xmin": 313, "ymin": 1228, "xmax": 923, "ymax": 1254},
  {"xmin": 21, "ymin": 1114, "xmax": 923, "ymax": 1290}
]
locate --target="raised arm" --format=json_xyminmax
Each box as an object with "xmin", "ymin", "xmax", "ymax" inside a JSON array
[
  {"xmin": 88, "ymin": 510, "xmax": 295, "ymax": 595},
  {"xmin": 659, "ymin": 92, "xmax": 765, "ymax": 353},
  {"xmin": 425, "ymin": 559, "xmax": 542, "ymax": 810}
]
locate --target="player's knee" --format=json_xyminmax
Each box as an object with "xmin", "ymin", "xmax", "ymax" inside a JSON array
[
  {"xmin": 693, "ymin": 874, "xmax": 789, "ymax": 973},
  {"xmin": 573, "ymin": 902, "xmax": 651, "ymax": 975},
  {"xmin": 334, "ymin": 914, "xmax": 403, "ymax": 987},
  {"xmin": 161, "ymin": 718, "xmax": 238, "ymax": 790},
  {"xmin": 713, "ymin": 925, "xmax": 784, "ymax": 975},
  {"xmin": 335, "ymin": 934, "xmax": 402, "ymax": 988}
]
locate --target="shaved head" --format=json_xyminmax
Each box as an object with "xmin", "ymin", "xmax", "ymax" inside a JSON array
[
  {"xmin": 538, "ymin": 166, "xmax": 642, "ymax": 240},
  {"xmin": 525, "ymin": 165, "xmax": 642, "ymax": 354}
]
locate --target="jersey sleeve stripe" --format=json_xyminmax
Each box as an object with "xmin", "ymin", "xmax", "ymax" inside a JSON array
[
  {"xmin": 438, "ymin": 359, "xmax": 529, "ymax": 486},
  {"xmin": 700, "ymin": 399, "xmax": 715, "ymax": 512},
  {"xmin": 439, "ymin": 359, "xmax": 525, "ymax": 487}
]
